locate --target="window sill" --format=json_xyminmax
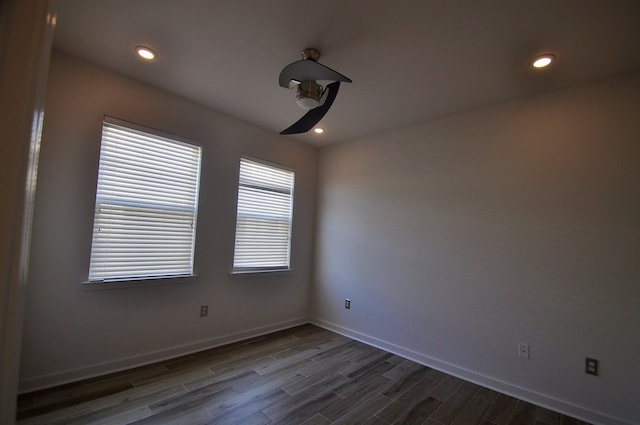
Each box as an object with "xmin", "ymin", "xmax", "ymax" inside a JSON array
[
  {"xmin": 230, "ymin": 268, "xmax": 292, "ymax": 278},
  {"xmin": 81, "ymin": 274, "xmax": 198, "ymax": 290}
]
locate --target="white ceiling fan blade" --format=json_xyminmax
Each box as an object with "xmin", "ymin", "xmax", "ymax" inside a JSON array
[{"xmin": 279, "ymin": 60, "xmax": 351, "ymax": 88}]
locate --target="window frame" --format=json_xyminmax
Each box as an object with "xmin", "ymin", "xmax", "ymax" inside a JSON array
[
  {"xmin": 86, "ymin": 116, "xmax": 202, "ymax": 284},
  {"xmin": 231, "ymin": 156, "xmax": 295, "ymax": 275}
]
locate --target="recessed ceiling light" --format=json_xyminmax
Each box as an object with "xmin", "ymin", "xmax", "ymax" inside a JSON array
[
  {"xmin": 135, "ymin": 46, "xmax": 157, "ymax": 60},
  {"xmin": 530, "ymin": 54, "xmax": 555, "ymax": 69},
  {"xmin": 313, "ymin": 128, "xmax": 324, "ymax": 134}
]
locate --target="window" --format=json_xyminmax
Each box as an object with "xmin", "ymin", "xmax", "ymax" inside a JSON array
[
  {"xmin": 232, "ymin": 157, "xmax": 295, "ymax": 273},
  {"xmin": 88, "ymin": 118, "xmax": 202, "ymax": 282}
]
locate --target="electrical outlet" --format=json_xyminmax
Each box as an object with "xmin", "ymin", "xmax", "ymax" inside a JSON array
[
  {"xmin": 518, "ymin": 343, "xmax": 530, "ymax": 359},
  {"xmin": 585, "ymin": 358, "xmax": 599, "ymax": 376},
  {"xmin": 200, "ymin": 305, "xmax": 208, "ymax": 317},
  {"xmin": 345, "ymin": 299, "xmax": 351, "ymax": 309}
]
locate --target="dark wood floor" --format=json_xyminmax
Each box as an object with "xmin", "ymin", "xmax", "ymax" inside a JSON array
[{"xmin": 17, "ymin": 324, "xmax": 592, "ymax": 425}]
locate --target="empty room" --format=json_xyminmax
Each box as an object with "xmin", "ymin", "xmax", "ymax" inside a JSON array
[{"xmin": 2, "ymin": 1, "xmax": 639, "ymax": 424}]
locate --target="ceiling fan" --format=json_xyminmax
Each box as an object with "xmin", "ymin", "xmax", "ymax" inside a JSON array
[{"xmin": 279, "ymin": 48, "xmax": 352, "ymax": 135}]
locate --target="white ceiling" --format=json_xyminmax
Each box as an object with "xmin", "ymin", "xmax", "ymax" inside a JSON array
[{"xmin": 53, "ymin": 0, "xmax": 640, "ymax": 146}]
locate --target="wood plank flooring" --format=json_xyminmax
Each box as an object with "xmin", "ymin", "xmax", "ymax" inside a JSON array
[{"xmin": 17, "ymin": 324, "xmax": 593, "ymax": 425}]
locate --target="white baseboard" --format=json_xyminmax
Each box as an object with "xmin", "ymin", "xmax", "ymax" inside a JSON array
[
  {"xmin": 19, "ymin": 317, "xmax": 309, "ymax": 394},
  {"xmin": 311, "ymin": 318, "xmax": 634, "ymax": 425}
]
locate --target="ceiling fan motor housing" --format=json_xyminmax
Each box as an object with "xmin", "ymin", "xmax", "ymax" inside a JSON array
[{"xmin": 296, "ymin": 80, "xmax": 323, "ymax": 109}]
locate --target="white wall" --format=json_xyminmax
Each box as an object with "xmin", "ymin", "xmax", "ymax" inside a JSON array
[
  {"xmin": 19, "ymin": 51, "xmax": 318, "ymax": 391},
  {"xmin": 313, "ymin": 73, "xmax": 640, "ymax": 425}
]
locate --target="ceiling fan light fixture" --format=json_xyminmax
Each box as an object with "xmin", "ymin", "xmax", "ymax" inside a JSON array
[
  {"xmin": 314, "ymin": 128, "xmax": 324, "ymax": 134},
  {"xmin": 296, "ymin": 97, "xmax": 320, "ymax": 109},
  {"xmin": 296, "ymin": 80, "xmax": 323, "ymax": 110},
  {"xmin": 530, "ymin": 53, "xmax": 555, "ymax": 69},
  {"xmin": 135, "ymin": 46, "xmax": 157, "ymax": 60}
]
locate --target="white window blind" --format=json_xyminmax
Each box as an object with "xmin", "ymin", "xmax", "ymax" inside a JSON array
[
  {"xmin": 233, "ymin": 157, "xmax": 295, "ymax": 272},
  {"xmin": 88, "ymin": 118, "xmax": 201, "ymax": 282}
]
